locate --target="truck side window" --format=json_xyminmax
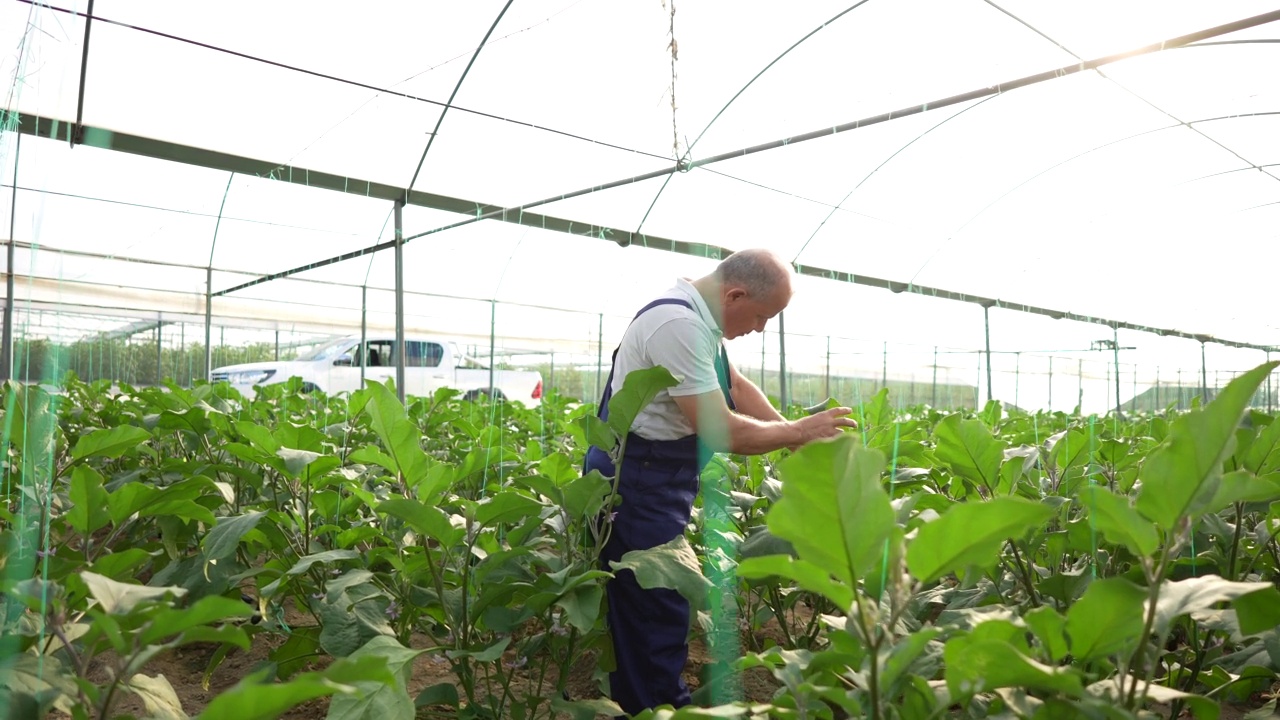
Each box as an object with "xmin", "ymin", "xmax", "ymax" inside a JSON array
[
  {"xmin": 405, "ymin": 342, "xmax": 444, "ymax": 368},
  {"xmin": 364, "ymin": 341, "xmax": 392, "ymax": 367}
]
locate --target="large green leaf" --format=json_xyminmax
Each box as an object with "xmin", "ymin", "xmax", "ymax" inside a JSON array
[
  {"xmin": 1233, "ymin": 587, "xmax": 1280, "ymax": 636},
  {"xmin": 318, "ymin": 591, "xmax": 396, "ymax": 658},
  {"xmin": 1064, "ymin": 577, "xmax": 1146, "ymax": 661},
  {"xmin": 1024, "ymin": 606, "xmax": 1069, "ymax": 662},
  {"xmin": 933, "ymin": 414, "xmax": 1008, "ymax": 495},
  {"xmin": 610, "ymin": 535, "xmax": 712, "ymax": 606},
  {"xmin": 735, "ymin": 555, "xmax": 853, "ymax": 610},
  {"xmin": 107, "ymin": 477, "xmax": 218, "ymax": 526},
  {"xmin": 1048, "ymin": 428, "xmax": 1091, "ymax": 475},
  {"xmin": 1136, "ymin": 363, "xmax": 1277, "ymax": 531},
  {"xmin": 944, "ymin": 636, "xmax": 1083, "ymax": 700},
  {"xmin": 72, "ymin": 424, "xmax": 151, "ymax": 460},
  {"xmin": 1080, "ymin": 486, "xmax": 1159, "ymax": 557},
  {"xmin": 125, "ymin": 673, "xmax": 188, "ymax": 720},
  {"xmin": 194, "ymin": 656, "xmax": 393, "ymax": 720},
  {"xmin": 473, "ymin": 490, "xmax": 544, "ymax": 527},
  {"xmin": 376, "ymin": 498, "xmax": 458, "ymax": 544},
  {"xmin": 556, "ymin": 584, "xmax": 604, "ymax": 633},
  {"xmin": 1153, "ymin": 575, "xmax": 1273, "ymax": 636},
  {"xmin": 202, "ymin": 511, "xmax": 267, "ymax": 562},
  {"xmin": 140, "ymin": 595, "xmax": 255, "ymax": 646},
  {"xmin": 767, "ymin": 434, "xmax": 894, "ymax": 591},
  {"xmin": 82, "ymin": 572, "xmax": 186, "ymax": 614},
  {"xmin": 259, "ymin": 549, "xmax": 359, "ymax": 598},
  {"xmin": 906, "ymin": 497, "xmax": 1054, "ymax": 584},
  {"xmin": 361, "ymin": 381, "xmax": 429, "ymax": 487},
  {"xmin": 1245, "ymin": 412, "xmax": 1280, "ymax": 475},
  {"xmin": 606, "ymin": 366, "xmax": 679, "ymax": 440},
  {"xmin": 235, "ymin": 420, "xmax": 279, "ymax": 454},
  {"xmin": 1204, "ymin": 470, "xmax": 1280, "ymax": 514},
  {"xmin": 561, "ymin": 471, "xmax": 611, "ymax": 519},
  {"xmin": 326, "ymin": 636, "xmax": 425, "ymax": 720},
  {"xmin": 69, "ymin": 465, "xmax": 111, "ymax": 535}
]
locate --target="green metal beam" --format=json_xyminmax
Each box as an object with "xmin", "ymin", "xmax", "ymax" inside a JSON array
[{"xmin": 5, "ymin": 111, "xmax": 1276, "ymax": 353}]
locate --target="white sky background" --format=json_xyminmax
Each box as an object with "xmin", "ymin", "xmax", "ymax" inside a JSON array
[{"xmin": 2, "ymin": 0, "xmax": 1280, "ymax": 413}]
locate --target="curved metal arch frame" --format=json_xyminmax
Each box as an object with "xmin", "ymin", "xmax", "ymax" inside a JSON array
[{"xmin": 883, "ymin": 110, "xmax": 1280, "ymax": 286}]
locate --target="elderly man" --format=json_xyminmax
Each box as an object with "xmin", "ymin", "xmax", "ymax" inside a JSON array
[{"xmin": 584, "ymin": 248, "xmax": 857, "ymax": 715}]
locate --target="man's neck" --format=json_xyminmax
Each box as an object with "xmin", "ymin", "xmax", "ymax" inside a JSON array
[{"xmin": 690, "ymin": 275, "xmax": 724, "ymax": 327}]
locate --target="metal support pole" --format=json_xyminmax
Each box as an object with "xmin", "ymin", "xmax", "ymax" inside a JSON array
[
  {"xmin": 1014, "ymin": 352, "xmax": 1020, "ymax": 409},
  {"xmin": 1131, "ymin": 362, "xmax": 1137, "ymax": 413},
  {"xmin": 1048, "ymin": 356, "xmax": 1053, "ymax": 411},
  {"xmin": 824, "ymin": 335, "xmax": 831, "ymax": 401},
  {"xmin": 3, "ymin": 131, "xmax": 19, "ymax": 382},
  {"xmin": 488, "ymin": 300, "xmax": 496, "ymax": 395},
  {"xmin": 393, "ymin": 200, "xmax": 405, "ymax": 403},
  {"xmin": 983, "ymin": 305, "xmax": 993, "ymax": 403},
  {"xmin": 155, "ymin": 322, "xmax": 162, "ymax": 385},
  {"xmin": 274, "ymin": 329, "xmax": 279, "ymax": 362},
  {"xmin": 1200, "ymin": 342, "xmax": 1208, "ymax": 404},
  {"xmin": 881, "ymin": 341, "xmax": 888, "ymax": 392},
  {"xmin": 931, "ymin": 346, "xmax": 938, "ymax": 407},
  {"xmin": 360, "ymin": 285, "xmax": 368, "ymax": 387},
  {"xmin": 549, "ymin": 352, "xmax": 555, "ymax": 397},
  {"xmin": 1155, "ymin": 367, "xmax": 1161, "ymax": 410},
  {"xmin": 204, "ymin": 266, "xmax": 213, "ymax": 381},
  {"xmin": 180, "ymin": 323, "xmax": 185, "ymax": 386},
  {"xmin": 778, "ymin": 311, "xmax": 788, "ymax": 411},
  {"xmin": 595, "ymin": 312, "xmax": 604, "ymax": 402},
  {"xmin": 1113, "ymin": 326, "xmax": 1122, "ymax": 417},
  {"xmin": 71, "ymin": 0, "xmax": 96, "ymax": 146},
  {"xmin": 1177, "ymin": 368, "xmax": 1183, "ymax": 409},
  {"xmin": 1077, "ymin": 359, "xmax": 1083, "ymax": 411},
  {"xmin": 1259, "ymin": 351, "xmax": 1269, "ymax": 412}
]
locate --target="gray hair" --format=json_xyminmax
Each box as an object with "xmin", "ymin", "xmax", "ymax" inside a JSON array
[{"xmin": 715, "ymin": 249, "xmax": 792, "ymax": 297}]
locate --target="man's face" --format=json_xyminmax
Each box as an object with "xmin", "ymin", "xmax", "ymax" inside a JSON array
[{"xmin": 720, "ymin": 282, "xmax": 791, "ymax": 340}]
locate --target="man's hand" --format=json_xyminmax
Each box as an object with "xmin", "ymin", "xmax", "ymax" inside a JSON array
[{"xmin": 790, "ymin": 406, "xmax": 858, "ymax": 449}]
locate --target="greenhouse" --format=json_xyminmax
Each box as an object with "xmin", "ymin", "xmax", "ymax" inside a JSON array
[{"xmin": 3, "ymin": 1, "xmax": 1280, "ymax": 718}]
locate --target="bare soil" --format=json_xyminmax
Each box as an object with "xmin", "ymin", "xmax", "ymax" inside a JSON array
[{"xmin": 59, "ymin": 602, "xmax": 1276, "ymax": 719}]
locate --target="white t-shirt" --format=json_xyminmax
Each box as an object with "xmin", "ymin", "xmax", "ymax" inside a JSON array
[{"xmin": 610, "ymin": 278, "xmax": 724, "ymax": 441}]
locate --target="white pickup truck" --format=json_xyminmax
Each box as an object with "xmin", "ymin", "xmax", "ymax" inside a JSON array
[{"xmin": 211, "ymin": 335, "xmax": 543, "ymax": 406}]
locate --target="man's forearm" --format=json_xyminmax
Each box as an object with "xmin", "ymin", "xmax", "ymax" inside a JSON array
[{"xmin": 731, "ymin": 375, "xmax": 785, "ymax": 422}]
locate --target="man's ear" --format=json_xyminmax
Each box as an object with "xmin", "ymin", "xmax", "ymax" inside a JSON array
[{"xmin": 725, "ymin": 287, "xmax": 748, "ymax": 303}]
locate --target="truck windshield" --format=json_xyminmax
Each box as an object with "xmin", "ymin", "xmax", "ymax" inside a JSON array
[{"xmin": 297, "ymin": 338, "xmax": 353, "ymax": 362}]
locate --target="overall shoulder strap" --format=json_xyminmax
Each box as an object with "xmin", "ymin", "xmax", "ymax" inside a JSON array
[
  {"xmin": 597, "ymin": 297, "xmax": 697, "ymax": 421},
  {"xmin": 632, "ymin": 297, "xmax": 693, "ymax": 321}
]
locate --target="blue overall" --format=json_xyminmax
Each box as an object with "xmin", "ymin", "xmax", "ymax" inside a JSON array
[{"xmin": 583, "ymin": 298, "xmax": 735, "ymax": 716}]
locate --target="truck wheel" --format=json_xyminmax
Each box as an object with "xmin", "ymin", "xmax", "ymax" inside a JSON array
[
  {"xmin": 464, "ymin": 389, "xmax": 506, "ymax": 403},
  {"xmin": 299, "ymin": 382, "xmax": 321, "ymax": 394}
]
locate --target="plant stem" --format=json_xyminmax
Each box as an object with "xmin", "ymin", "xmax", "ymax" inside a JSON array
[
  {"xmin": 1007, "ymin": 541, "xmax": 1041, "ymax": 607},
  {"xmin": 1240, "ymin": 519, "xmax": 1280, "ymax": 579},
  {"xmin": 1125, "ymin": 543, "xmax": 1172, "ymax": 708}
]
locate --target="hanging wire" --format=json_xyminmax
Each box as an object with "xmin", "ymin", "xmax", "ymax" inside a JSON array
[{"xmin": 635, "ymin": 0, "xmax": 874, "ymax": 233}]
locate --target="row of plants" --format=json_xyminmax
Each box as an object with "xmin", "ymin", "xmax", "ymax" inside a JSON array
[{"xmin": 2, "ymin": 362, "xmax": 1279, "ymax": 719}]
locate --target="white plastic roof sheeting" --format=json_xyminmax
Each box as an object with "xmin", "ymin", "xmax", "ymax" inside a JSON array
[{"xmin": 3, "ymin": 0, "xmax": 1280, "ymax": 412}]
